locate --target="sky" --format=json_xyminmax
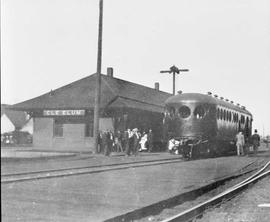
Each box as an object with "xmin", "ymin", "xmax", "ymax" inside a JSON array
[{"xmin": 1, "ymin": 0, "xmax": 270, "ymax": 135}]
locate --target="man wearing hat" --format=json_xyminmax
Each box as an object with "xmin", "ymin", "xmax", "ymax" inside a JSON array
[
  {"xmin": 132, "ymin": 128, "xmax": 140, "ymax": 156},
  {"xmin": 125, "ymin": 128, "xmax": 133, "ymax": 156},
  {"xmin": 251, "ymin": 129, "xmax": 260, "ymax": 155}
]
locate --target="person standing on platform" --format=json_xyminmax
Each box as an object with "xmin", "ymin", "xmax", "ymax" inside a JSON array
[
  {"xmin": 148, "ymin": 129, "xmax": 154, "ymax": 152},
  {"xmin": 132, "ymin": 128, "xmax": 140, "ymax": 156},
  {"xmin": 123, "ymin": 129, "xmax": 128, "ymax": 154},
  {"xmin": 109, "ymin": 130, "xmax": 115, "ymax": 152},
  {"xmin": 139, "ymin": 131, "xmax": 148, "ymax": 151},
  {"xmin": 98, "ymin": 131, "xmax": 103, "ymax": 153},
  {"xmin": 235, "ymin": 131, "xmax": 245, "ymax": 156},
  {"xmin": 251, "ymin": 129, "xmax": 260, "ymax": 155},
  {"xmin": 102, "ymin": 130, "xmax": 110, "ymax": 156},
  {"xmin": 125, "ymin": 129, "xmax": 132, "ymax": 156},
  {"xmin": 114, "ymin": 130, "xmax": 123, "ymax": 152}
]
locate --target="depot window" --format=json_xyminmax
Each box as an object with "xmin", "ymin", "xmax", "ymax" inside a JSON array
[
  {"xmin": 54, "ymin": 120, "xmax": 63, "ymax": 137},
  {"xmin": 85, "ymin": 122, "xmax": 94, "ymax": 137},
  {"xmin": 178, "ymin": 106, "xmax": 191, "ymax": 118},
  {"xmin": 194, "ymin": 105, "xmax": 205, "ymax": 119}
]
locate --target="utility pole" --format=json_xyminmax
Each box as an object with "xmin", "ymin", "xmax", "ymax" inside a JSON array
[
  {"xmin": 160, "ymin": 65, "xmax": 189, "ymax": 95},
  {"xmin": 93, "ymin": 0, "xmax": 103, "ymax": 153}
]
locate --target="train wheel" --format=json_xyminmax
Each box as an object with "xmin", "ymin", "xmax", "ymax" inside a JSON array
[
  {"xmin": 209, "ymin": 142, "xmax": 218, "ymax": 158},
  {"xmin": 182, "ymin": 145, "xmax": 191, "ymax": 160}
]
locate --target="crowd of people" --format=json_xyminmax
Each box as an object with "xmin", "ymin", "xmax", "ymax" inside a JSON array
[
  {"xmin": 167, "ymin": 129, "xmax": 261, "ymax": 157},
  {"xmin": 97, "ymin": 127, "xmax": 261, "ymax": 157},
  {"xmin": 98, "ymin": 128, "xmax": 154, "ymax": 156}
]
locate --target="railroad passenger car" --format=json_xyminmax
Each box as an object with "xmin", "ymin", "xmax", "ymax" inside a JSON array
[{"xmin": 163, "ymin": 92, "xmax": 252, "ymax": 158}]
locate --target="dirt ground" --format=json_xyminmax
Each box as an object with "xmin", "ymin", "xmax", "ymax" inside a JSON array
[{"xmin": 197, "ymin": 176, "xmax": 270, "ymax": 222}]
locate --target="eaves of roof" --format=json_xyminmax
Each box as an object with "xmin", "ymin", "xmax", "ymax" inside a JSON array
[
  {"xmin": 9, "ymin": 73, "xmax": 172, "ymax": 112},
  {"xmin": 107, "ymin": 96, "xmax": 164, "ymax": 113}
]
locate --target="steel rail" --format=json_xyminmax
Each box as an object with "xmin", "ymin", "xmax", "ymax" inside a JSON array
[
  {"xmin": 1, "ymin": 158, "xmax": 184, "ymax": 184},
  {"xmin": 2, "ymin": 156, "xmax": 182, "ymax": 177},
  {"xmin": 2, "ymin": 159, "xmax": 261, "ymax": 185},
  {"xmin": 231, "ymin": 160, "xmax": 270, "ymax": 188},
  {"xmin": 161, "ymin": 162, "xmax": 270, "ymax": 222},
  {"xmin": 103, "ymin": 160, "xmax": 260, "ymax": 222}
]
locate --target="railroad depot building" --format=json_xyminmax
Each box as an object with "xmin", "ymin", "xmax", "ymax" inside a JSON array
[{"xmin": 10, "ymin": 70, "xmax": 171, "ymax": 152}]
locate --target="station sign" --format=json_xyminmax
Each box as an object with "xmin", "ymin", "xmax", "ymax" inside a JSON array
[{"xmin": 43, "ymin": 110, "xmax": 85, "ymax": 116}]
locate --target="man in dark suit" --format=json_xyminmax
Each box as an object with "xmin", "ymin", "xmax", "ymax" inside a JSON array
[
  {"xmin": 124, "ymin": 129, "xmax": 131, "ymax": 156},
  {"xmin": 108, "ymin": 130, "xmax": 114, "ymax": 153},
  {"xmin": 132, "ymin": 128, "xmax": 140, "ymax": 156},
  {"xmin": 102, "ymin": 130, "xmax": 110, "ymax": 156},
  {"xmin": 251, "ymin": 129, "xmax": 260, "ymax": 155},
  {"xmin": 98, "ymin": 131, "xmax": 103, "ymax": 153}
]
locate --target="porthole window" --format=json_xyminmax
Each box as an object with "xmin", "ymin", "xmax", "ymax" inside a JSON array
[
  {"xmin": 178, "ymin": 106, "xmax": 191, "ymax": 118},
  {"xmin": 194, "ymin": 105, "xmax": 205, "ymax": 119}
]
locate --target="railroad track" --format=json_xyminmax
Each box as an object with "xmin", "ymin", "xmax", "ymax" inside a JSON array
[
  {"xmin": 161, "ymin": 160, "xmax": 270, "ymax": 222},
  {"xmin": 1, "ymin": 157, "xmax": 184, "ymax": 183},
  {"xmin": 104, "ymin": 159, "xmax": 266, "ymax": 222}
]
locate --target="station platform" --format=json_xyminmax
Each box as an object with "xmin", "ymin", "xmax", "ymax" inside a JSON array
[
  {"xmin": 2, "ymin": 147, "xmax": 269, "ymax": 222},
  {"xmin": 1, "ymin": 149, "xmax": 181, "ymax": 175},
  {"xmin": 1, "ymin": 147, "xmax": 77, "ymax": 159},
  {"xmin": 1, "ymin": 144, "xmax": 269, "ymax": 175}
]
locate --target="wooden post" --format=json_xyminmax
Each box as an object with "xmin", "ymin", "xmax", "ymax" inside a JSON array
[{"xmin": 93, "ymin": 0, "xmax": 103, "ymax": 153}]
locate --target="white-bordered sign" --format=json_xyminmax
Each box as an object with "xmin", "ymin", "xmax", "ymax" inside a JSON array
[{"xmin": 43, "ymin": 110, "xmax": 85, "ymax": 116}]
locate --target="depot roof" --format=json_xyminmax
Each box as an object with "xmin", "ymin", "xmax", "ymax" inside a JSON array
[
  {"xmin": 1, "ymin": 104, "xmax": 28, "ymax": 128},
  {"xmin": 10, "ymin": 73, "xmax": 172, "ymax": 113}
]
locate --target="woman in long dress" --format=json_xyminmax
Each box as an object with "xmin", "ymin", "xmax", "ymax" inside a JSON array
[{"xmin": 139, "ymin": 132, "xmax": 148, "ymax": 151}]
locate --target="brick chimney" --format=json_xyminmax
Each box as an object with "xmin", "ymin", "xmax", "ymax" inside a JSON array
[
  {"xmin": 154, "ymin": 82, "xmax": 159, "ymax": 90},
  {"xmin": 107, "ymin": 67, "xmax": 113, "ymax": 77}
]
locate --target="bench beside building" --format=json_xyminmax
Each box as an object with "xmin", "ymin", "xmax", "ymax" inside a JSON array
[{"xmin": 10, "ymin": 71, "xmax": 171, "ymax": 152}]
